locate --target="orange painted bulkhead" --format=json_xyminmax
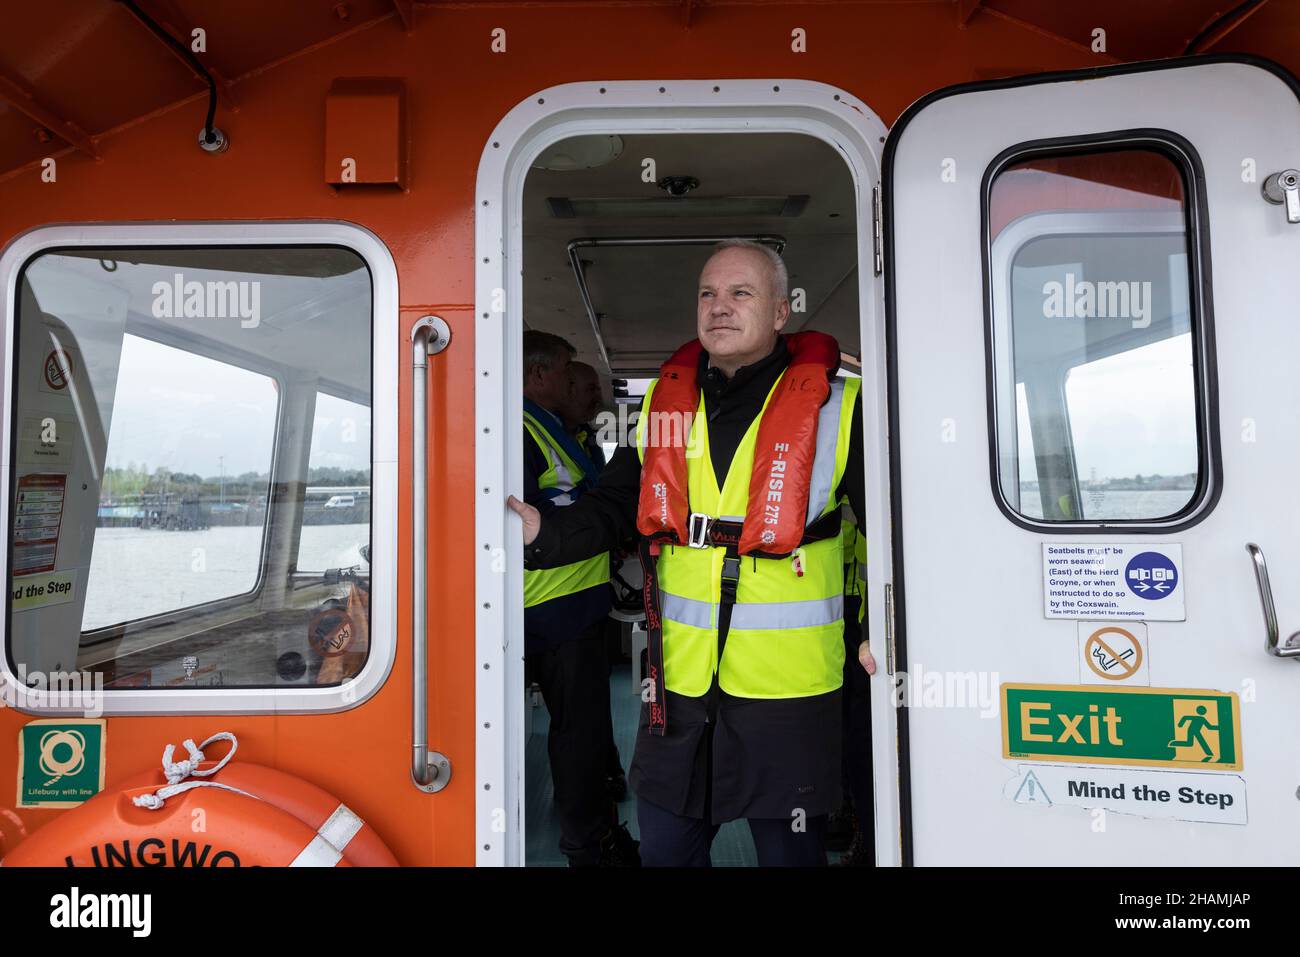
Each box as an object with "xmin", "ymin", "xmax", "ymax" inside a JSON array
[{"xmin": 0, "ymin": 0, "xmax": 1295, "ymax": 865}]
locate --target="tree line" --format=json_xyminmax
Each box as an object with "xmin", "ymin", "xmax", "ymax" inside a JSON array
[{"xmin": 100, "ymin": 464, "xmax": 371, "ymax": 501}]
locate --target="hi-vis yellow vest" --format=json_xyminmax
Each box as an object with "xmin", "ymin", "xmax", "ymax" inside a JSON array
[
  {"xmin": 636, "ymin": 373, "xmax": 861, "ymax": 699},
  {"xmin": 842, "ymin": 517, "xmax": 867, "ymax": 623},
  {"xmin": 523, "ymin": 411, "xmax": 609, "ymax": 608}
]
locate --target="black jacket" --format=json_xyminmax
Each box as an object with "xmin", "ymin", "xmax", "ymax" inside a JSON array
[
  {"xmin": 525, "ymin": 336, "xmax": 866, "ymax": 822},
  {"xmin": 522, "ymin": 405, "xmax": 612, "ymax": 653}
]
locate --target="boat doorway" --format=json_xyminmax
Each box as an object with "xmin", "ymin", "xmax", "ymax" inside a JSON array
[
  {"xmin": 518, "ymin": 128, "xmax": 868, "ymax": 866},
  {"xmin": 473, "ymin": 81, "xmax": 894, "ymax": 867}
]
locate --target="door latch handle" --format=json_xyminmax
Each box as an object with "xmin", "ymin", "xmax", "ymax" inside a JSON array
[
  {"xmin": 1261, "ymin": 169, "xmax": 1300, "ymax": 224},
  {"xmin": 1245, "ymin": 543, "xmax": 1300, "ymax": 659}
]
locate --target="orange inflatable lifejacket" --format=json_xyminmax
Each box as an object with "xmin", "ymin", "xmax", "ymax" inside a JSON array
[
  {"xmin": 1, "ymin": 733, "xmax": 397, "ymax": 867},
  {"xmin": 636, "ymin": 331, "xmax": 840, "ymax": 556}
]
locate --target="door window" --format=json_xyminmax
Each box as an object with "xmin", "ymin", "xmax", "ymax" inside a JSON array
[{"xmin": 987, "ymin": 145, "xmax": 1211, "ymax": 525}]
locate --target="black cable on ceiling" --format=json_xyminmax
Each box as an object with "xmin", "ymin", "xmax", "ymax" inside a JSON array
[
  {"xmin": 114, "ymin": 0, "xmax": 218, "ymax": 145},
  {"xmin": 1183, "ymin": 0, "xmax": 1269, "ymax": 56}
]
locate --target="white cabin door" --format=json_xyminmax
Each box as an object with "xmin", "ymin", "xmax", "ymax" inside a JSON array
[{"xmin": 884, "ymin": 57, "xmax": 1300, "ymax": 865}]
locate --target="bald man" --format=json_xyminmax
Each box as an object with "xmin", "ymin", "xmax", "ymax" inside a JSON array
[{"xmin": 510, "ymin": 239, "xmax": 873, "ymax": 867}]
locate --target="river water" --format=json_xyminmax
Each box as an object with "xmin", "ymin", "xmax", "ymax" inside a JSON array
[{"xmin": 83, "ymin": 523, "xmax": 368, "ymax": 630}]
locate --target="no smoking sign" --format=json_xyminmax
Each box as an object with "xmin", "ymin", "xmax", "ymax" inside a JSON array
[
  {"xmin": 1078, "ymin": 622, "xmax": 1149, "ymax": 685},
  {"xmin": 38, "ymin": 345, "xmax": 79, "ymax": 396}
]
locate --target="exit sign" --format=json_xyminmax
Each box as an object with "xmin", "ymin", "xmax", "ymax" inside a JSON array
[{"xmin": 1002, "ymin": 684, "xmax": 1241, "ymax": 771}]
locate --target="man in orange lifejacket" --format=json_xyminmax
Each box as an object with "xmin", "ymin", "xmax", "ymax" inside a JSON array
[{"xmin": 509, "ymin": 240, "xmax": 874, "ymax": 866}]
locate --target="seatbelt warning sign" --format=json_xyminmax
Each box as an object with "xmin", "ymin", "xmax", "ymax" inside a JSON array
[
  {"xmin": 12, "ymin": 472, "xmax": 66, "ymax": 575},
  {"xmin": 1043, "ymin": 543, "xmax": 1185, "ymax": 621}
]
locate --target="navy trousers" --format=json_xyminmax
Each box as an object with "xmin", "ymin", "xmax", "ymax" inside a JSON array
[
  {"xmin": 530, "ymin": 621, "xmax": 617, "ymax": 864},
  {"xmin": 637, "ymin": 795, "xmax": 827, "ymax": 867},
  {"xmin": 841, "ymin": 596, "xmax": 873, "ymax": 817}
]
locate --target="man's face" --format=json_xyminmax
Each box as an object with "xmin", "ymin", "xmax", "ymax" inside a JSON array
[
  {"xmin": 528, "ymin": 353, "xmax": 571, "ymax": 410},
  {"xmin": 696, "ymin": 247, "xmax": 789, "ymax": 367},
  {"xmin": 564, "ymin": 364, "xmax": 603, "ymax": 426}
]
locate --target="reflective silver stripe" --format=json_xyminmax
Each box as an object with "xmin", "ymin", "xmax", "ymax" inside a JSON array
[
  {"xmin": 552, "ymin": 458, "xmax": 576, "ymax": 492},
  {"xmin": 526, "ymin": 413, "xmax": 580, "ymax": 493},
  {"xmin": 664, "ymin": 593, "xmax": 843, "ymax": 631},
  {"xmin": 318, "ymin": 803, "xmax": 365, "ymax": 853},
  {"xmin": 730, "ymin": 595, "xmax": 843, "ymax": 631},
  {"xmin": 290, "ymin": 834, "xmax": 344, "ymax": 867},
  {"xmin": 661, "ymin": 591, "xmax": 715, "ymax": 629},
  {"xmin": 719, "ymin": 514, "xmax": 744, "ymax": 522},
  {"xmin": 805, "ymin": 378, "xmax": 847, "ymax": 526},
  {"xmin": 857, "ymin": 562, "xmax": 867, "ymax": 582}
]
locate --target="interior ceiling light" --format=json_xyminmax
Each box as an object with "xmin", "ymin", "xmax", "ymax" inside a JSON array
[
  {"xmin": 532, "ymin": 135, "xmax": 625, "ymax": 171},
  {"xmin": 657, "ymin": 175, "xmax": 699, "ymax": 197},
  {"xmin": 547, "ymin": 195, "xmax": 809, "ymax": 219}
]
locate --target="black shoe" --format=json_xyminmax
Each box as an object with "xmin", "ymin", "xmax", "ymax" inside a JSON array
[
  {"xmin": 833, "ymin": 827, "xmax": 870, "ymax": 867},
  {"xmin": 605, "ymin": 771, "xmax": 628, "ymax": 803},
  {"xmin": 824, "ymin": 806, "xmax": 854, "ymax": 853},
  {"xmin": 598, "ymin": 821, "xmax": 641, "ymax": 866}
]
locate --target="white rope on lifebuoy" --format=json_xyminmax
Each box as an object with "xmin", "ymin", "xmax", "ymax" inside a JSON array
[
  {"xmin": 125, "ymin": 732, "xmax": 372, "ymax": 867},
  {"xmin": 131, "ymin": 732, "xmax": 257, "ymax": 810}
]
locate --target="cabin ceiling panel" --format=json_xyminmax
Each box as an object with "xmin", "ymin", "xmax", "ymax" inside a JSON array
[
  {"xmin": 987, "ymin": 0, "xmax": 1290, "ymax": 58},
  {"xmin": 0, "ymin": 0, "xmax": 394, "ymax": 157},
  {"xmin": 523, "ymin": 132, "xmax": 859, "ymax": 375},
  {"xmin": 0, "ymin": 102, "xmax": 54, "ymax": 173},
  {"xmin": 0, "ymin": 1, "xmax": 1296, "ymax": 180},
  {"xmin": 2, "ymin": 1, "xmax": 201, "ymax": 135}
]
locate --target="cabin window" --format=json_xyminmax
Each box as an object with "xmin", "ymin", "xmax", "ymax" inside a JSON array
[
  {"xmin": 296, "ymin": 392, "xmax": 371, "ymax": 574},
  {"xmin": 7, "ymin": 245, "xmax": 374, "ymax": 691},
  {"xmin": 82, "ymin": 334, "xmax": 278, "ymax": 629},
  {"xmin": 986, "ymin": 144, "xmax": 1211, "ymax": 526}
]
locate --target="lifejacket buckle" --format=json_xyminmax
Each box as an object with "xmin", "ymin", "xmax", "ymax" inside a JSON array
[
  {"xmin": 686, "ymin": 512, "xmax": 712, "ymax": 549},
  {"xmin": 720, "ymin": 552, "xmax": 741, "ymax": 604}
]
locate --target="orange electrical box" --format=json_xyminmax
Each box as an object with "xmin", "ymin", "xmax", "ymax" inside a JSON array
[{"xmin": 324, "ymin": 77, "xmax": 406, "ymax": 187}]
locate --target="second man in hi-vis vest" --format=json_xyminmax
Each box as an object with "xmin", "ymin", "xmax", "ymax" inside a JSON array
[
  {"xmin": 521, "ymin": 331, "xmax": 639, "ymax": 867},
  {"xmin": 510, "ymin": 240, "xmax": 874, "ymax": 866}
]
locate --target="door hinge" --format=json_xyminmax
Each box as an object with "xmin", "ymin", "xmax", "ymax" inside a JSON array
[
  {"xmin": 884, "ymin": 581, "xmax": 896, "ymax": 676},
  {"xmin": 1262, "ymin": 169, "xmax": 1300, "ymax": 224},
  {"xmin": 871, "ymin": 184, "xmax": 883, "ymax": 276}
]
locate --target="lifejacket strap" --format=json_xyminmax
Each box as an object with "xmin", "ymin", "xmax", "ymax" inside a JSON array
[
  {"xmin": 638, "ymin": 537, "xmax": 668, "ymax": 736},
  {"xmin": 669, "ymin": 508, "xmax": 842, "ymax": 556},
  {"xmin": 720, "ymin": 548, "xmax": 741, "ymax": 605}
]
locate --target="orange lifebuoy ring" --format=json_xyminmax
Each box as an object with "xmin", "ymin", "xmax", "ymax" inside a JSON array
[
  {"xmin": 114, "ymin": 761, "xmax": 398, "ymax": 867},
  {"xmin": 1, "ymin": 783, "xmax": 352, "ymax": 867},
  {"xmin": 0, "ymin": 732, "xmax": 398, "ymax": 868}
]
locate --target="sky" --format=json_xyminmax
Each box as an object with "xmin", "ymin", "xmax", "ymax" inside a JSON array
[{"xmin": 101, "ymin": 335, "xmax": 369, "ymax": 479}]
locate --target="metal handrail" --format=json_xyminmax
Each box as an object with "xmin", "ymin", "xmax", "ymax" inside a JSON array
[
  {"xmin": 412, "ymin": 316, "xmax": 453, "ymax": 791},
  {"xmin": 1245, "ymin": 543, "xmax": 1300, "ymax": 659}
]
